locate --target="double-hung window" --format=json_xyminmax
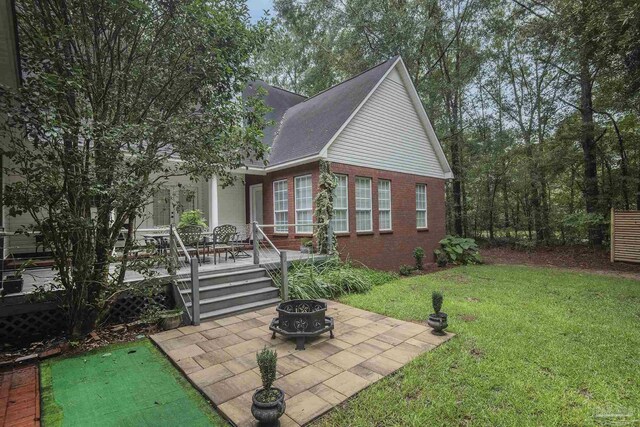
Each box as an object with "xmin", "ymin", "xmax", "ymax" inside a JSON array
[
  {"xmin": 273, "ymin": 180, "xmax": 288, "ymax": 233},
  {"xmin": 295, "ymin": 175, "xmax": 313, "ymax": 233},
  {"xmin": 332, "ymin": 175, "xmax": 349, "ymax": 233},
  {"xmin": 378, "ymin": 179, "xmax": 392, "ymax": 231},
  {"xmin": 355, "ymin": 177, "xmax": 372, "ymax": 232},
  {"xmin": 153, "ymin": 188, "xmax": 171, "ymax": 226},
  {"xmin": 416, "ymin": 184, "xmax": 428, "ymax": 228}
]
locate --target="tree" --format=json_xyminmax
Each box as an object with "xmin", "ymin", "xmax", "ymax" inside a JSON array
[{"xmin": 0, "ymin": 0, "xmax": 269, "ymax": 336}]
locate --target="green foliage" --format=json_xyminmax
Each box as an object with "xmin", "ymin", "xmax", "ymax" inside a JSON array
[
  {"xmin": 399, "ymin": 265, "xmax": 415, "ymax": 276},
  {"xmin": 256, "ymin": 347, "xmax": 278, "ymax": 391},
  {"xmin": 0, "ymin": 0, "xmax": 269, "ymax": 337},
  {"xmin": 413, "ymin": 247, "xmax": 425, "ymax": 270},
  {"xmin": 178, "ymin": 210, "xmax": 207, "ymax": 229},
  {"xmin": 562, "ymin": 212, "xmax": 607, "ymax": 244},
  {"xmin": 436, "ymin": 236, "xmax": 481, "ymax": 265},
  {"xmin": 283, "ymin": 258, "xmax": 396, "ymax": 300},
  {"xmin": 313, "ymin": 160, "xmax": 337, "ymax": 254},
  {"xmin": 432, "ymin": 291, "xmax": 443, "ymax": 314}
]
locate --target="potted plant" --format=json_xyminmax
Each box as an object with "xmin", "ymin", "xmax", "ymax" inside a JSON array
[
  {"xmin": 252, "ymin": 347, "xmax": 285, "ymax": 426},
  {"xmin": 299, "ymin": 238, "xmax": 313, "ymax": 254},
  {"xmin": 427, "ymin": 291, "xmax": 448, "ymax": 335},
  {"xmin": 1, "ymin": 260, "xmax": 33, "ymax": 295},
  {"xmin": 159, "ymin": 309, "xmax": 183, "ymax": 330}
]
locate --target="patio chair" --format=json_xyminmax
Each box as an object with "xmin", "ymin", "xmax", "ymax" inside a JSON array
[
  {"xmin": 177, "ymin": 225, "xmax": 204, "ymax": 264},
  {"xmin": 208, "ymin": 224, "xmax": 238, "ymax": 265}
]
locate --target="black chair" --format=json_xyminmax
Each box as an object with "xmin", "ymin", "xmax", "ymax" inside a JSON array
[
  {"xmin": 208, "ymin": 224, "xmax": 238, "ymax": 265},
  {"xmin": 178, "ymin": 225, "xmax": 204, "ymax": 264}
]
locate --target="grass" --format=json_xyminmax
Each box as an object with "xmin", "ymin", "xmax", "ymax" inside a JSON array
[
  {"xmin": 314, "ymin": 265, "xmax": 640, "ymax": 427},
  {"xmin": 41, "ymin": 339, "xmax": 226, "ymax": 427}
]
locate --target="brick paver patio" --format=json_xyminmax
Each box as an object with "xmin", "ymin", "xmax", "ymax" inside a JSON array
[
  {"xmin": 151, "ymin": 301, "xmax": 453, "ymax": 426},
  {"xmin": 0, "ymin": 364, "xmax": 40, "ymax": 427}
]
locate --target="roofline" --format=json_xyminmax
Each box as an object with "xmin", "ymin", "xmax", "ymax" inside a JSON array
[
  {"xmin": 264, "ymin": 154, "xmax": 323, "ymax": 172},
  {"xmin": 254, "ymin": 80, "xmax": 307, "ymax": 100},
  {"xmin": 319, "ymin": 56, "xmax": 453, "ymax": 177},
  {"xmin": 395, "ymin": 57, "xmax": 453, "ymax": 176},
  {"xmin": 319, "ymin": 56, "xmax": 402, "ymax": 158},
  {"xmin": 302, "ymin": 56, "xmax": 398, "ymax": 105}
]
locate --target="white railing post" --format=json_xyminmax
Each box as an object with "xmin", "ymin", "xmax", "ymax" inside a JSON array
[
  {"xmin": 168, "ymin": 224, "xmax": 176, "ymax": 276},
  {"xmin": 252, "ymin": 221, "xmax": 260, "ymax": 265},
  {"xmin": 190, "ymin": 257, "xmax": 200, "ymax": 325},
  {"xmin": 280, "ymin": 250, "xmax": 288, "ymax": 301}
]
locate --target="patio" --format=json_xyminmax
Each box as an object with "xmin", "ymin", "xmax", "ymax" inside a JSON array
[{"xmin": 151, "ymin": 300, "xmax": 453, "ymax": 426}]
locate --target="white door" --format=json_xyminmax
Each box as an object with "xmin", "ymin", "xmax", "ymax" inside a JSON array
[{"xmin": 249, "ymin": 184, "xmax": 263, "ymax": 225}]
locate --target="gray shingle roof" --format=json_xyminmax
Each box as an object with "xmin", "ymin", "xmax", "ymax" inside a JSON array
[{"xmin": 249, "ymin": 57, "xmax": 397, "ymax": 167}]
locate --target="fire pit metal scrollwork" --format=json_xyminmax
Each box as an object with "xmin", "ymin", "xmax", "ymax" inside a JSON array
[{"xmin": 269, "ymin": 299, "xmax": 334, "ymax": 350}]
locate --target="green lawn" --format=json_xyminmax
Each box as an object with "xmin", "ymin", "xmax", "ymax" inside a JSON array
[
  {"xmin": 41, "ymin": 339, "xmax": 226, "ymax": 426},
  {"xmin": 315, "ymin": 265, "xmax": 640, "ymax": 427}
]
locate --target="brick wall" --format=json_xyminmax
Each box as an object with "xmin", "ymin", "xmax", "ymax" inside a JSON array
[{"xmin": 245, "ymin": 161, "xmax": 446, "ymax": 271}]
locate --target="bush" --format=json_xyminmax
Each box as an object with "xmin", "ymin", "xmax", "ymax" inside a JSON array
[
  {"xmin": 413, "ymin": 247, "xmax": 425, "ymax": 270},
  {"xmin": 399, "ymin": 264, "xmax": 415, "ymax": 276},
  {"xmin": 178, "ymin": 209, "xmax": 207, "ymax": 229},
  {"xmin": 283, "ymin": 258, "xmax": 396, "ymax": 300},
  {"xmin": 432, "ymin": 291, "xmax": 443, "ymax": 314},
  {"xmin": 256, "ymin": 347, "xmax": 277, "ymax": 390},
  {"xmin": 434, "ymin": 235, "xmax": 481, "ymax": 265}
]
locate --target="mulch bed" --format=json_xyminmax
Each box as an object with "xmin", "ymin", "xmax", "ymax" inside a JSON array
[
  {"xmin": 481, "ymin": 245, "xmax": 640, "ymax": 280},
  {"xmin": 0, "ymin": 322, "xmax": 161, "ymax": 367}
]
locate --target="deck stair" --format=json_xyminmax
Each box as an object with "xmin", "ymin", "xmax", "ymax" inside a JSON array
[{"xmin": 177, "ymin": 266, "xmax": 280, "ymax": 320}]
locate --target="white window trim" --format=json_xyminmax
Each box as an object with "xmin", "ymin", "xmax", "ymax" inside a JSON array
[
  {"xmin": 416, "ymin": 184, "xmax": 428, "ymax": 229},
  {"xmin": 378, "ymin": 179, "xmax": 392, "ymax": 231},
  {"xmin": 295, "ymin": 175, "xmax": 313, "ymax": 234},
  {"xmin": 355, "ymin": 177, "xmax": 373, "ymax": 232},
  {"xmin": 332, "ymin": 174, "xmax": 349, "ymax": 233},
  {"xmin": 273, "ymin": 179, "xmax": 288, "ymax": 233}
]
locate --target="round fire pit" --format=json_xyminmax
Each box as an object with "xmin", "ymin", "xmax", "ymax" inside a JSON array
[{"xmin": 269, "ymin": 299, "xmax": 334, "ymax": 350}]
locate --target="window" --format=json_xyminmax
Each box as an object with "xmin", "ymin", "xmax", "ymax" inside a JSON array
[
  {"xmin": 273, "ymin": 180, "xmax": 288, "ymax": 233},
  {"xmin": 416, "ymin": 184, "xmax": 428, "ymax": 228},
  {"xmin": 378, "ymin": 179, "xmax": 392, "ymax": 231},
  {"xmin": 332, "ymin": 175, "xmax": 349, "ymax": 233},
  {"xmin": 295, "ymin": 175, "xmax": 313, "ymax": 233},
  {"xmin": 355, "ymin": 177, "xmax": 372, "ymax": 232},
  {"xmin": 153, "ymin": 188, "xmax": 171, "ymax": 226}
]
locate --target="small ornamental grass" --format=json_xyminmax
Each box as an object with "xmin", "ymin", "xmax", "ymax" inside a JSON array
[{"xmin": 255, "ymin": 347, "xmax": 279, "ymax": 403}]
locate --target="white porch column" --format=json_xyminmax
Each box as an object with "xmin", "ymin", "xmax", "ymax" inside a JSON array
[{"xmin": 208, "ymin": 175, "xmax": 219, "ymax": 228}]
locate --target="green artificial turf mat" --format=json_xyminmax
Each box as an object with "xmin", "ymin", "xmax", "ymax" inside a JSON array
[{"xmin": 41, "ymin": 339, "xmax": 225, "ymax": 427}]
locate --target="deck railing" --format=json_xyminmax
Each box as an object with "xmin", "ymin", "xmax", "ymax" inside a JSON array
[{"xmin": 252, "ymin": 222, "xmax": 334, "ymax": 301}]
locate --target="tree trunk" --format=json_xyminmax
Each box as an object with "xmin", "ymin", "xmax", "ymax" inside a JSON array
[{"xmin": 579, "ymin": 58, "xmax": 603, "ymax": 245}]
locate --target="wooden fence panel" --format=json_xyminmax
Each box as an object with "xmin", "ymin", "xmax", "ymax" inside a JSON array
[{"xmin": 611, "ymin": 209, "xmax": 640, "ymax": 263}]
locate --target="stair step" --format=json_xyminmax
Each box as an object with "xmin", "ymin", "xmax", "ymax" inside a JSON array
[
  {"xmin": 176, "ymin": 267, "xmax": 267, "ymax": 287},
  {"xmin": 180, "ymin": 277, "xmax": 273, "ymax": 299},
  {"xmin": 186, "ymin": 286, "xmax": 280, "ymax": 311},
  {"xmin": 200, "ymin": 297, "xmax": 282, "ymax": 320}
]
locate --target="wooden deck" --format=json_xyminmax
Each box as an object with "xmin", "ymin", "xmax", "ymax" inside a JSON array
[{"xmin": 11, "ymin": 249, "xmax": 323, "ymax": 296}]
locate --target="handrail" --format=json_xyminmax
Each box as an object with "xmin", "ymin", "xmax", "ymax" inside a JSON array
[
  {"xmin": 253, "ymin": 224, "xmax": 281, "ymax": 257},
  {"xmin": 170, "ymin": 224, "xmax": 191, "ymax": 262}
]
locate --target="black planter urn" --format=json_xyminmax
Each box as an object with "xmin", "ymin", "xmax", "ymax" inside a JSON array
[
  {"xmin": 427, "ymin": 312, "xmax": 448, "ymax": 335},
  {"xmin": 1, "ymin": 276, "xmax": 23, "ymax": 295},
  {"xmin": 269, "ymin": 299, "xmax": 334, "ymax": 350},
  {"xmin": 251, "ymin": 387, "xmax": 286, "ymax": 426}
]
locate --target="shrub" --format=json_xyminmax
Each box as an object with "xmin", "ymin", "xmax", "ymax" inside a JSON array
[
  {"xmin": 413, "ymin": 247, "xmax": 425, "ymax": 270},
  {"xmin": 435, "ymin": 251, "xmax": 448, "ymax": 267},
  {"xmin": 434, "ymin": 235, "xmax": 481, "ymax": 265},
  {"xmin": 178, "ymin": 209, "xmax": 207, "ymax": 229},
  {"xmin": 256, "ymin": 347, "xmax": 277, "ymax": 390},
  {"xmin": 432, "ymin": 291, "xmax": 443, "ymax": 314},
  {"xmin": 283, "ymin": 258, "xmax": 395, "ymax": 300},
  {"xmin": 399, "ymin": 264, "xmax": 415, "ymax": 276}
]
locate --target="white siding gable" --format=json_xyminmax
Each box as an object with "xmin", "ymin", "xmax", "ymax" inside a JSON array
[{"xmin": 326, "ymin": 65, "xmax": 446, "ymax": 178}]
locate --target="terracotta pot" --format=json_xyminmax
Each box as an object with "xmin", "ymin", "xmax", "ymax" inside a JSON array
[
  {"xmin": 251, "ymin": 387, "xmax": 286, "ymax": 426},
  {"xmin": 159, "ymin": 312, "xmax": 182, "ymax": 330}
]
